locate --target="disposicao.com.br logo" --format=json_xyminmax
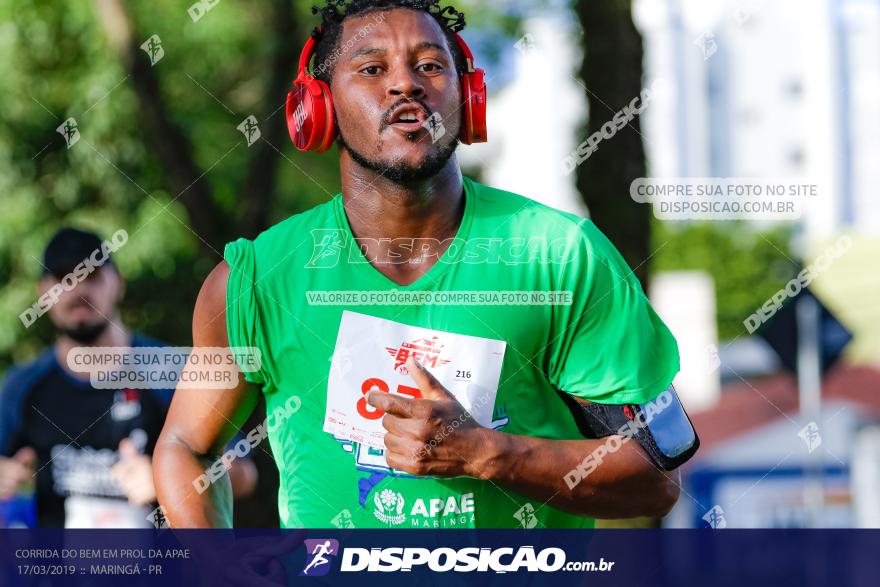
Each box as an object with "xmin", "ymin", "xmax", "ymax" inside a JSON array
[{"xmin": 300, "ymin": 542, "xmax": 615, "ymax": 574}]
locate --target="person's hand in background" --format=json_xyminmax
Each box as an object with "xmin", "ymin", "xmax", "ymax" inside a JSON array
[
  {"xmin": 112, "ymin": 438, "xmax": 156, "ymax": 506},
  {"xmin": 0, "ymin": 447, "xmax": 37, "ymax": 500}
]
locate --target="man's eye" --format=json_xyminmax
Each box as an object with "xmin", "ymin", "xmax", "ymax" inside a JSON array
[
  {"xmin": 418, "ymin": 63, "xmax": 443, "ymax": 73},
  {"xmin": 360, "ymin": 66, "xmax": 382, "ymax": 75}
]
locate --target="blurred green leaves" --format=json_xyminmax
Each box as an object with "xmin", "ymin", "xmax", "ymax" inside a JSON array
[{"xmin": 652, "ymin": 220, "xmax": 796, "ymax": 341}]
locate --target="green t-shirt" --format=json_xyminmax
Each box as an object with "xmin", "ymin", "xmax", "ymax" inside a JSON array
[{"xmin": 224, "ymin": 176, "xmax": 679, "ymax": 529}]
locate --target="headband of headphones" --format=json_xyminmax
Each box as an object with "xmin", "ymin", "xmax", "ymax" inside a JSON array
[
  {"xmin": 285, "ymin": 25, "xmax": 487, "ymax": 152},
  {"xmin": 298, "ymin": 34, "xmax": 321, "ymax": 80}
]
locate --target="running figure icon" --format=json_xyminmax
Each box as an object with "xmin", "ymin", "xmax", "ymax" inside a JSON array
[{"xmin": 301, "ymin": 539, "xmax": 339, "ymax": 576}]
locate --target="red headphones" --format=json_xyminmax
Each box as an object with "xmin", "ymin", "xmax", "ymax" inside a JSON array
[{"xmin": 285, "ymin": 29, "xmax": 487, "ymax": 153}]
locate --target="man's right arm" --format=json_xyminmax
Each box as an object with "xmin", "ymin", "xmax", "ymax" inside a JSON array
[{"xmin": 153, "ymin": 261, "xmax": 261, "ymax": 528}]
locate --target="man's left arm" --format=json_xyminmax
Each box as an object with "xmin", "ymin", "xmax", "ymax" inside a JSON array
[{"xmin": 368, "ymin": 356, "xmax": 680, "ymax": 520}]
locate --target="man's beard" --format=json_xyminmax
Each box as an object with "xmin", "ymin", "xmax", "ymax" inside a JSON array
[
  {"xmin": 57, "ymin": 319, "xmax": 109, "ymax": 344},
  {"xmin": 338, "ymin": 129, "xmax": 459, "ymax": 185}
]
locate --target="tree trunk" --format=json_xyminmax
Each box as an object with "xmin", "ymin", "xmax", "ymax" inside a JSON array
[
  {"xmin": 93, "ymin": 0, "xmax": 227, "ymax": 259},
  {"xmin": 238, "ymin": 0, "xmax": 299, "ymax": 239},
  {"xmin": 574, "ymin": 0, "xmax": 650, "ymax": 288}
]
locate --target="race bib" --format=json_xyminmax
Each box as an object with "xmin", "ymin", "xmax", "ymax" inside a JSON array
[{"xmin": 324, "ymin": 311, "xmax": 507, "ymax": 450}]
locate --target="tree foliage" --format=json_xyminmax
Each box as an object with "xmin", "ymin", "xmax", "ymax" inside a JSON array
[{"xmin": 652, "ymin": 220, "xmax": 795, "ymax": 341}]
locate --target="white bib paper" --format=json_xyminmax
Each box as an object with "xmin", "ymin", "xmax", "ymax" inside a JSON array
[{"xmin": 325, "ymin": 311, "xmax": 507, "ymax": 450}]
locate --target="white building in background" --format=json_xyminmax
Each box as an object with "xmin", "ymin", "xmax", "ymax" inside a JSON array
[
  {"xmin": 841, "ymin": 0, "xmax": 880, "ymax": 234},
  {"xmin": 633, "ymin": 0, "xmax": 880, "ymax": 242},
  {"xmin": 650, "ymin": 271, "xmax": 721, "ymax": 411},
  {"xmin": 463, "ymin": 0, "xmax": 880, "ymax": 251},
  {"xmin": 458, "ymin": 11, "xmax": 588, "ymax": 216},
  {"xmin": 635, "ymin": 0, "xmax": 880, "ymax": 365}
]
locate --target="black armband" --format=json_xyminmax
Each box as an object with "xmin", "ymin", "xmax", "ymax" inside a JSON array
[{"xmin": 561, "ymin": 385, "xmax": 700, "ymax": 471}]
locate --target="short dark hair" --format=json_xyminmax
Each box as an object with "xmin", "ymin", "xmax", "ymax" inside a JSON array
[{"xmin": 310, "ymin": 0, "xmax": 468, "ymax": 86}]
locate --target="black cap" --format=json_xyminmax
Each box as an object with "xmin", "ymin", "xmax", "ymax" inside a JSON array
[{"xmin": 42, "ymin": 227, "xmax": 116, "ymax": 279}]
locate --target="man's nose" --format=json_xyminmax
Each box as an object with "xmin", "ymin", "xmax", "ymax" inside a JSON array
[{"xmin": 386, "ymin": 64, "xmax": 425, "ymax": 99}]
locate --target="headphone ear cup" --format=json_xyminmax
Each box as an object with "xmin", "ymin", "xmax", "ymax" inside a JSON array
[
  {"xmin": 459, "ymin": 68, "xmax": 487, "ymax": 144},
  {"xmin": 286, "ymin": 77, "xmax": 336, "ymax": 152}
]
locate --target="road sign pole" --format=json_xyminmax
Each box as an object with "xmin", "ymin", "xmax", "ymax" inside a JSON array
[{"xmin": 796, "ymin": 292, "xmax": 823, "ymax": 527}]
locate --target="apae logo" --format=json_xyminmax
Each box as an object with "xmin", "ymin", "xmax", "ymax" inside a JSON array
[
  {"xmin": 371, "ymin": 489, "xmax": 477, "ymax": 528},
  {"xmin": 373, "ymin": 489, "xmax": 406, "ymax": 526}
]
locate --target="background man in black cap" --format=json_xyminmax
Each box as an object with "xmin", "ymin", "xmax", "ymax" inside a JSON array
[{"xmin": 0, "ymin": 227, "xmax": 256, "ymax": 527}]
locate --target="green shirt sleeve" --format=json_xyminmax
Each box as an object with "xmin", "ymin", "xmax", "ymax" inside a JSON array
[
  {"xmin": 546, "ymin": 219, "xmax": 679, "ymax": 405},
  {"xmin": 224, "ymin": 237, "xmax": 272, "ymax": 388}
]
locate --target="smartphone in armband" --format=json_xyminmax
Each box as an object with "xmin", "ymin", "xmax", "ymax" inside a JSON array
[{"xmin": 561, "ymin": 385, "xmax": 700, "ymax": 471}]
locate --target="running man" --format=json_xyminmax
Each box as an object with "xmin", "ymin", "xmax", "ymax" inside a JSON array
[
  {"xmin": 154, "ymin": 0, "xmax": 695, "ymax": 529},
  {"xmin": 302, "ymin": 540, "xmax": 335, "ymax": 575}
]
